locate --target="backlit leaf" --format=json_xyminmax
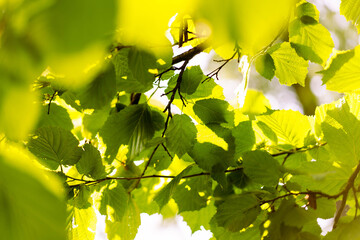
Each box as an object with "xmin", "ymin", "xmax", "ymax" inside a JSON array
[
  {"xmin": 76, "ymin": 144, "xmax": 106, "ymax": 179},
  {"xmin": 321, "ymin": 46, "xmax": 360, "ymax": 92},
  {"xmin": 28, "ymin": 126, "xmax": 82, "ymax": 170},
  {"xmin": 269, "ymin": 42, "xmax": 308, "ymax": 86},
  {"xmin": 242, "ymin": 150, "xmax": 281, "ymax": 187},
  {"xmin": 154, "ymin": 165, "xmax": 194, "ymax": 209},
  {"xmin": 215, "ymin": 194, "xmax": 260, "ymax": 232},
  {"xmin": 165, "ymin": 114, "xmax": 197, "ymax": 157},
  {"xmin": 100, "ymin": 104, "xmax": 163, "ymax": 161},
  {"xmin": 0, "ymin": 143, "xmax": 66, "ymax": 240},
  {"xmin": 340, "ymin": 0, "xmax": 360, "ymax": 33}
]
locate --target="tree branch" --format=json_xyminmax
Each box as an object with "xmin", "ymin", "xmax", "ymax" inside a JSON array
[
  {"xmin": 333, "ymin": 160, "xmax": 360, "ymax": 228},
  {"xmin": 171, "ymin": 39, "xmax": 211, "ymax": 65},
  {"xmin": 66, "ymin": 166, "xmax": 244, "ymax": 188}
]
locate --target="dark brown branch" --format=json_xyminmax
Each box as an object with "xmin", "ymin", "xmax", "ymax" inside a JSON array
[
  {"xmin": 66, "ymin": 166, "xmax": 244, "ymax": 188},
  {"xmin": 333, "ymin": 160, "xmax": 360, "ymax": 228},
  {"xmin": 203, "ymin": 49, "xmax": 239, "ymax": 82},
  {"xmin": 47, "ymin": 91, "xmax": 58, "ymax": 114},
  {"xmin": 161, "ymin": 59, "xmax": 189, "ymax": 135},
  {"xmin": 171, "ymin": 39, "xmax": 211, "ymax": 65},
  {"xmin": 353, "ymin": 185, "xmax": 359, "ymax": 218},
  {"xmin": 271, "ymin": 143, "xmax": 327, "ymax": 157}
]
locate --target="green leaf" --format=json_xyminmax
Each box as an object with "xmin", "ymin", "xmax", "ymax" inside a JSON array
[
  {"xmin": 268, "ymin": 42, "xmax": 308, "ymax": 86},
  {"xmin": 254, "ymin": 53, "xmax": 275, "ymax": 80},
  {"xmin": 256, "ymin": 110, "xmax": 311, "ymax": 147},
  {"xmin": 265, "ymin": 199, "xmax": 318, "ymax": 240},
  {"xmin": 112, "ymin": 48, "xmax": 153, "ymax": 93},
  {"xmin": 296, "ymin": 2, "xmax": 319, "ymax": 22},
  {"xmin": 215, "ymin": 194, "xmax": 261, "ymax": 232},
  {"xmin": 173, "ymin": 175, "xmax": 212, "ymax": 212},
  {"xmin": 82, "ymin": 108, "xmax": 110, "ymax": 138},
  {"xmin": 100, "ymin": 104, "xmax": 163, "ymax": 161},
  {"xmin": 28, "ymin": 126, "xmax": 82, "ymax": 170},
  {"xmin": 210, "ymin": 216, "xmax": 262, "ymax": 240},
  {"xmin": 289, "ymin": 160, "xmax": 350, "ymax": 195},
  {"xmin": 181, "ymin": 203, "xmax": 217, "ymax": 233},
  {"xmin": 321, "ymin": 46, "xmax": 360, "ymax": 92},
  {"xmin": 60, "ymin": 91, "xmax": 83, "ymax": 112},
  {"xmin": 165, "ymin": 114, "xmax": 197, "ymax": 157},
  {"xmin": 76, "ymin": 144, "xmax": 106, "ymax": 179},
  {"xmin": 289, "ymin": 19, "xmax": 334, "ymax": 65},
  {"xmin": 151, "ymin": 147, "xmax": 172, "ymax": 171},
  {"xmin": 98, "ymin": 181, "xmax": 128, "ymax": 221},
  {"xmin": 105, "ymin": 198, "xmax": 141, "ymax": 240},
  {"xmin": 242, "ymin": 89, "xmax": 272, "ymax": 116},
  {"xmin": 232, "ymin": 121, "xmax": 256, "ymax": 159},
  {"xmin": 37, "ymin": 103, "xmax": 73, "ymax": 131},
  {"xmin": 68, "ymin": 186, "xmax": 96, "ymax": 240},
  {"xmin": 189, "ymin": 142, "xmax": 234, "ymax": 175},
  {"xmin": 179, "ymin": 65, "xmax": 204, "ymax": 95},
  {"xmin": 242, "ymin": 150, "xmax": 281, "ymax": 187},
  {"xmin": 340, "ymin": 0, "xmax": 360, "ymax": 33},
  {"xmin": 324, "ymin": 218, "xmax": 360, "ymax": 240},
  {"xmin": 0, "ymin": 145, "xmax": 66, "ymax": 240},
  {"xmin": 322, "ymin": 103, "xmax": 360, "ymax": 168},
  {"xmin": 77, "ymin": 63, "xmax": 116, "ymax": 109},
  {"xmin": 27, "ymin": 0, "xmax": 117, "ymax": 89},
  {"xmin": 154, "ymin": 165, "xmax": 193, "ymax": 209},
  {"xmin": 127, "ymin": 47, "xmax": 157, "ymax": 91},
  {"xmin": 193, "ymin": 98, "xmax": 234, "ymax": 125}
]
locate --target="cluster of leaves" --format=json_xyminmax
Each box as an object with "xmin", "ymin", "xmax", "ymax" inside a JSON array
[{"xmin": 1, "ymin": 0, "xmax": 360, "ymax": 239}]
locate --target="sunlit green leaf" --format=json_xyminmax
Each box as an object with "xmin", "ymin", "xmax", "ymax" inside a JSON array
[
  {"xmin": 268, "ymin": 42, "xmax": 308, "ymax": 86},
  {"xmin": 105, "ymin": 198, "xmax": 141, "ymax": 240},
  {"xmin": 112, "ymin": 48, "xmax": 155, "ymax": 93},
  {"xmin": 37, "ymin": 103, "xmax": 73, "ymax": 131},
  {"xmin": 28, "ymin": 0, "xmax": 117, "ymax": 89},
  {"xmin": 340, "ymin": 0, "xmax": 360, "ymax": 33},
  {"xmin": 0, "ymin": 144, "xmax": 66, "ymax": 240},
  {"xmin": 321, "ymin": 46, "xmax": 360, "ymax": 92},
  {"xmin": 76, "ymin": 144, "xmax": 106, "ymax": 179},
  {"xmin": 322, "ymin": 103, "xmax": 360, "ymax": 168},
  {"xmin": 181, "ymin": 203, "xmax": 216, "ymax": 233},
  {"xmin": 324, "ymin": 218, "xmax": 360, "ymax": 239},
  {"xmin": 166, "ymin": 114, "xmax": 197, "ymax": 157},
  {"xmin": 100, "ymin": 104, "xmax": 163, "ymax": 161},
  {"xmin": 256, "ymin": 110, "xmax": 311, "ymax": 147},
  {"xmin": 232, "ymin": 121, "xmax": 256, "ymax": 159},
  {"xmin": 179, "ymin": 66, "xmax": 204, "ymax": 95},
  {"xmin": 98, "ymin": 181, "xmax": 128, "ymax": 221},
  {"xmin": 68, "ymin": 186, "xmax": 96, "ymax": 240},
  {"xmin": 265, "ymin": 199, "xmax": 318, "ymax": 240},
  {"xmin": 77, "ymin": 63, "xmax": 116, "ymax": 109},
  {"xmin": 296, "ymin": 2, "xmax": 319, "ymax": 22},
  {"xmin": 173, "ymin": 175, "xmax": 212, "ymax": 212},
  {"xmin": 254, "ymin": 53, "xmax": 275, "ymax": 80},
  {"xmin": 154, "ymin": 165, "xmax": 193, "ymax": 210},
  {"xmin": 242, "ymin": 150, "xmax": 281, "ymax": 187},
  {"xmin": 28, "ymin": 126, "xmax": 82, "ymax": 169},
  {"xmin": 193, "ymin": 99, "xmax": 234, "ymax": 125},
  {"xmin": 215, "ymin": 194, "xmax": 260, "ymax": 232},
  {"xmin": 82, "ymin": 108, "xmax": 110, "ymax": 138},
  {"xmin": 289, "ymin": 19, "xmax": 334, "ymax": 65}
]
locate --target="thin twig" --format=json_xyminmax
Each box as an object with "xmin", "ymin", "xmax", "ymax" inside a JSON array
[
  {"xmin": 203, "ymin": 48, "xmax": 239, "ymax": 82},
  {"xmin": 66, "ymin": 166, "xmax": 244, "ymax": 188},
  {"xmin": 333, "ymin": 161, "xmax": 360, "ymax": 228},
  {"xmin": 47, "ymin": 91, "xmax": 58, "ymax": 114},
  {"xmin": 162, "ymin": 59, "xmax": 189, "ymax": 134},
  {"xmin": 353, "ymin": 185, "xmax": 359, "ymax": 218},
  {"xmin": 172, "ymin": 39, "xmax": 211, "ymax": 65}
]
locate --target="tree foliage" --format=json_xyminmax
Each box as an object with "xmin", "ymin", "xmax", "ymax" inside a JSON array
[{"xmin": 1, "ymin": 0, "xmax": 360, "ymax": 239}]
